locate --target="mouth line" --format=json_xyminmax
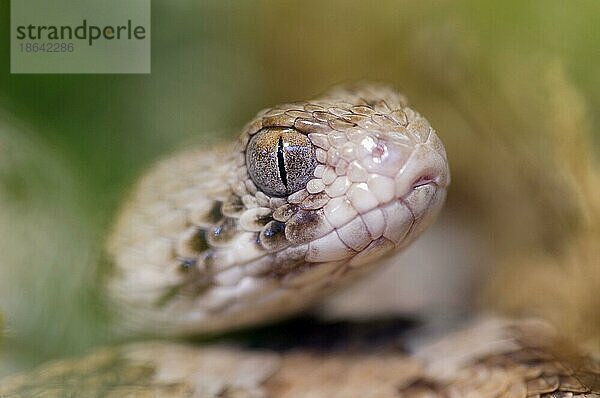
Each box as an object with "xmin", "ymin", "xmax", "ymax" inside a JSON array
[
  {"xmin": 352, "ymin": 180, "xmax": 442, "ymax": 225},
  {"xmin": 402, "ymin": 179, "xmax": 442, "ymax": 208},
  {"xmin": 399, "ymin": 179, "xmax": 439, "ymax": 200},
  {"xmin": 411, "ymin": 176, "xmax": 438, "ymax": 189}
]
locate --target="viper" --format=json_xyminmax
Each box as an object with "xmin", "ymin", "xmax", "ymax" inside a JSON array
[
  {"xmin": 2, "ymin": 84, "xmax": 598, "ymax": 398},
  {"xmin": 106, "ymin": 82, "xmax": 450, "ymax": 335}
]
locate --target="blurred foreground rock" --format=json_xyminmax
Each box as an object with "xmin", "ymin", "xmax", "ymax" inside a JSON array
[{"xmin": 1, "ymin": 317, "xmax": 598, "ymax": 398}]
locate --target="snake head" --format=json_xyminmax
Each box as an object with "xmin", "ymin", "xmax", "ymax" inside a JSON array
[
  {"xmin": 237, "ymin": 83, "xmax": 450, "ymax": 277},
  {"xmin": 107, "ymin": 83, "xmax": 450, "ymax": 335}
]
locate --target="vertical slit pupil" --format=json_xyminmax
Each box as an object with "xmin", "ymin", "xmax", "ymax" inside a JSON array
[{"xmin": 277, "ymin": 136, "xmax": 288, "ymax": 188}]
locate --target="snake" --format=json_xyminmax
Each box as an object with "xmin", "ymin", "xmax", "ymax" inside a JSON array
[
  {"xmin": 105, "ymin": 83, "xmax": 450, "ymax": 336},
  {"xmin": 3, "ymin": 84, "xmax": 600, "ymax": 398}
]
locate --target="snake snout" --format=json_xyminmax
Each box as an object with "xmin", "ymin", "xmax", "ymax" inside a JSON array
[
  {"xmin": 393, "ymin": 142, "xmax": 450, "ymax": 201},
  {"xmin": 355, "ymin": 131, "xmax": 449, "ymax": 203}
]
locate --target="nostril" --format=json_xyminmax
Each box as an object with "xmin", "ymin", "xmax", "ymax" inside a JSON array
[{"xmin": 372, "ymin": 143, "xmax": 387, "ymax": 162}]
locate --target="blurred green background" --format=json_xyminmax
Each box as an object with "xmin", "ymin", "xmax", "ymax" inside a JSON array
[{"xmin": 1, "ymin": 0, "xmax": 599, "ymax": 374}]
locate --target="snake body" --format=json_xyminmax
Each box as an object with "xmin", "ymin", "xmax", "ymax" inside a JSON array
[{"xmin": 106, "ymin": 83, "xmax": 450, "ymax": 335}]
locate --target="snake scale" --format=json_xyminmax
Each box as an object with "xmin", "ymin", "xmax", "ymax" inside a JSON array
[
  {"xmin": 2, "ymin": 83, "xmax": 599, "ymax": 398},
  {"xmin": 106, "ymin": 83, "xmax": 450, "ymax": 335}
]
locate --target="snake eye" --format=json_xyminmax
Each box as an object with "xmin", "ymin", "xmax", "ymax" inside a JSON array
[{"xmin": 246, "ymin": 127, "xmax": 317, "ymax": 197}]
